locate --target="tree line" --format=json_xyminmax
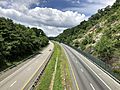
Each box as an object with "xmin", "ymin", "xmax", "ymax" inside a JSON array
[
  {"xmin": 0, "ymin": 17, "xmax": 49, "ymax": 70},
  {"xmin": 54, "ymin": 0, "xmax": 120, "ymax": 66}
]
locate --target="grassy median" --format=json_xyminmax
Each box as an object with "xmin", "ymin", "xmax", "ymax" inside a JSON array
[{"xmin": 36, "ymin": 42, "xmax": 72, "ymax": 90}]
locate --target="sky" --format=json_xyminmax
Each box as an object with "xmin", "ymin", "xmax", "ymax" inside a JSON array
[{"xmin": 0, "ymin": 0, "xmax": 116, "ymax": 37}]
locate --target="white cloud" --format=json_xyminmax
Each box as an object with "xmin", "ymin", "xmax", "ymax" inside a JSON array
[
  {"xmin": 40, "ymin": 25, "xmax": 67, "ymax": 37},
  {"xmin": 28, "ymin": 7, "xmax": 86, "ymax": 27},
  {"xmin": 63, "ymin": 3, "xmax": 105, "ymax": 15},
  {"xmin": 63, "ymin": 0, "xmax": 116, "ymax": 16},
  {"xmin": 0, "ymin": 0, "xmax": 116, "ymax": 36},
  {"xmin": 0, "ymin": 6, "xmax": 86, "ymax": 36},
  {"xmin": 71, "ymin": 0, "xmax": 80, "ymax": 4},
  {"xmin": 87, "ymin": 0, "xmax": 116, "ymax": 5},
  {"xmin": 0, "ymin": 0, "xmax": 39, "ymax": 12}
]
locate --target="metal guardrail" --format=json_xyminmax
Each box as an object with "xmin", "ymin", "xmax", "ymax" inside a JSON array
[
  {"xmin": 65, "ymin": 43, "xmax": 120, "ymax": 83},
  {"xmin": 28, "ymin": 49, "xmax": 54, "ymax": 90}
]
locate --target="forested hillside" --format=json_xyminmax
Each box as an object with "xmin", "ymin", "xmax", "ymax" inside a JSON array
[
  {"xmin": 0, "ymin": 17, "xmax": 49, "ymax": 71},
  {"xmin": 55, "ymin": 0, "xmax": 120, "ymax": 73}
]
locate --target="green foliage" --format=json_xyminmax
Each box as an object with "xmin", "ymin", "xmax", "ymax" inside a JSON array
[
  {"xmin": 37, "ymin": 42, "xmax": 62, "ymax": 90},
  {"xmin": 95, "ymin": 36, "xmax": 114, "ymax": 62},
  {"xmin": 79, "ymin": 43, "xmax": 86, "ymax": 50},
  {"xmin": 74, "ymin": 40, "xmax": 80, "ymax": 47},
  {"xmin": 55, "ymin": 3, "xmax": 106, "ymax": 44},
  {"xmin": 0, "ymin": 17, "xmax": 48, "ymax": 69},
  {"xmin": 37, "ymin": 42, "xmax": 72, "ymax": 90},
  {"xmin": 55, "ymin": 0, "xmax": 120, "ymax": 65},
  {"xmin": 82, "ymin": 35, "xmax": 93, "ymax": 45}
]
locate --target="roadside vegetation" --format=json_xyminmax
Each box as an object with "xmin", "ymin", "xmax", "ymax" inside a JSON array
[
  {"xmin": 0, "ymin": 17, "xmax": 49, "ymax": 71},
  {"xmin": 37, "ymin": 42, "xmax": 72, "ymax": 90},
  {"xmin": 53, "ymin": 43, "xmax": 72, "ymax": 90},
  {"xmin": 55, "ymin": 0, "xmax": 120, "ymax": 75}
]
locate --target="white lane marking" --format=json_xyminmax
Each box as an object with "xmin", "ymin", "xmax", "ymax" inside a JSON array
[
  {"xmin": 67, "ymin": 47, "xmax": 112, "ymax": 90},
  {"xmin": 62, "ymin": 46, "xmax": 80, "ymax": 90},
  {"xmin": 76, "ymin": 60, "xmax": 78, "ymax": 63},
  {"xmin": 76, "ymin": 54, "xmax": 112, "ymax": 90},
  {"xmin": 90, "ymin": 83, "xmax": 95, "ymax": 90},
  {"xmin": 10, "ymin": 81, "xmax": 17, "ymax": 87},
  {"xmin": 81, "ymin": 68, "xmax": 84, "ymax": 72}
]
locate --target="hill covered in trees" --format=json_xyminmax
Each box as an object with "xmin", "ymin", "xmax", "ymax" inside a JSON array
[
  {"xmin": 55, "ymin": 0, "xmax": 120, "ymax": 74},
  {"xmin": 0, "ymin": 17, "xmax": 49, "ymax": 71}
]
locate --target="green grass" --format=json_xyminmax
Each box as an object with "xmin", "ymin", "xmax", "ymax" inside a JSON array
[
  {"xmin": 37, "ymin": 42, "xmax": 60, "ymax": 90},
  {"xmin": 37, "ymin": 42, "xmax": 72, "ymax": 90},
  {"xmin": 53, "ymin": 44, "xmax": 72, "ymax": 90},
  {"xmin": 53, "ymin": 44, "xmax": 63, "ymax": 90}
]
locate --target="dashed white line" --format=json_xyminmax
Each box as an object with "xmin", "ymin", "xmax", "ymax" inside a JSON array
[
  {"xmin": 10, "ymin": 81, "xmax": 17, "ymax": 87},
  {"xmin": 90, "ymin": 83, "xmax": 95, "ymax": 90},
  {"xmin": 73, "ymin": 52, "xmax": 112, "ymax": 90},
  {"xmin": 81, "ymin": 68, "xmax": 84, "ymax": 72},
  {"xmin": 76, "ymin": 60, "xmax": 78, "ymax": 63},
  {"xmin": 68, "ymin": 48, "xmax": 112, "ymax": 90}
]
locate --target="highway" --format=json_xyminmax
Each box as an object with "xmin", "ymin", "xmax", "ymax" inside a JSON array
[
  {"xmin": 62, "ymin": 43, "xmax": 120, "ymax": 90},
  {"xmin": 0, "ymin": 41, "xmax": 54, "ymax": 90}
]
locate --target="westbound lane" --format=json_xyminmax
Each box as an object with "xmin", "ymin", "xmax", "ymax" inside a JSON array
[
  {"xmin": 0, "ymin": 41, "xmax": 54, "ymax": 90},
  {"xmin": 62, "ymin": 43, "xmax": 120, "ymax": 90}
]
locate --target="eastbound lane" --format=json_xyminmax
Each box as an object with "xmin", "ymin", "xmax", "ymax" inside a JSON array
[
  {"xmin": 0, "ymin": 41, "xmax": 54, "ymax": 90},
  {"xmin": 62, "ymin": 44, "xmax": 120, "ymax": 90}
]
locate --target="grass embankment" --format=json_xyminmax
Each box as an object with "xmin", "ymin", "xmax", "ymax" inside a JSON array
[{"xmin": 37, "ymin": 42, "xmax": 72, "ymax": 90}]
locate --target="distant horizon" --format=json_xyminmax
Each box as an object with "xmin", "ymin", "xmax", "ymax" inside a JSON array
[{"xmin": 0, "ymin": 0, "xmax": 116, "ymax": 36}]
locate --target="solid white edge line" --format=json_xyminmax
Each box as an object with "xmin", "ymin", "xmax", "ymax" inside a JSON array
[
  {"xmin": 75, "ymin": 53, "xmax": 112, "ymax": 90},
  {"xmin": 61, "ymin": 44, "xmax": 80, "ymax": 90},
  {"xmin": 68, "ymin": 46, "xmax": 112, "ymax": 90}
]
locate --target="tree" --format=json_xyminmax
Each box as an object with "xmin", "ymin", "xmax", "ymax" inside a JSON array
[
  {"xmin": 95, "ymin": 36, "xmax": 114, "ymax": 63},
  {"xmin": 0, "ymin": 17, "xmax": 48, "ymax": 65}
]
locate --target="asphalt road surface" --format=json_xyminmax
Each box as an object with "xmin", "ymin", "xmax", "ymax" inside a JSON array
[
  {"xmin": 0, "ymin": 41, "xmax": 54, "ymax": 90},
  {"xmin": 62, "ymin": 43, "xmax": 120, "ymax": 90}
]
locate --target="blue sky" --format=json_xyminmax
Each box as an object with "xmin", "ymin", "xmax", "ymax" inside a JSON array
[
  {"xmin": 31, "ymin": 0, "xmax": 115, "ymax": 16},
  {"xmin": 0, "ymin": 0, "xmax": 116, "ymax": 36}
]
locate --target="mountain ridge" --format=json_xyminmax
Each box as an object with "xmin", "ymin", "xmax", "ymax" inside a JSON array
[{"xmin": 55, "ymin": 0, "xmax": 120, "ymax": 74}]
